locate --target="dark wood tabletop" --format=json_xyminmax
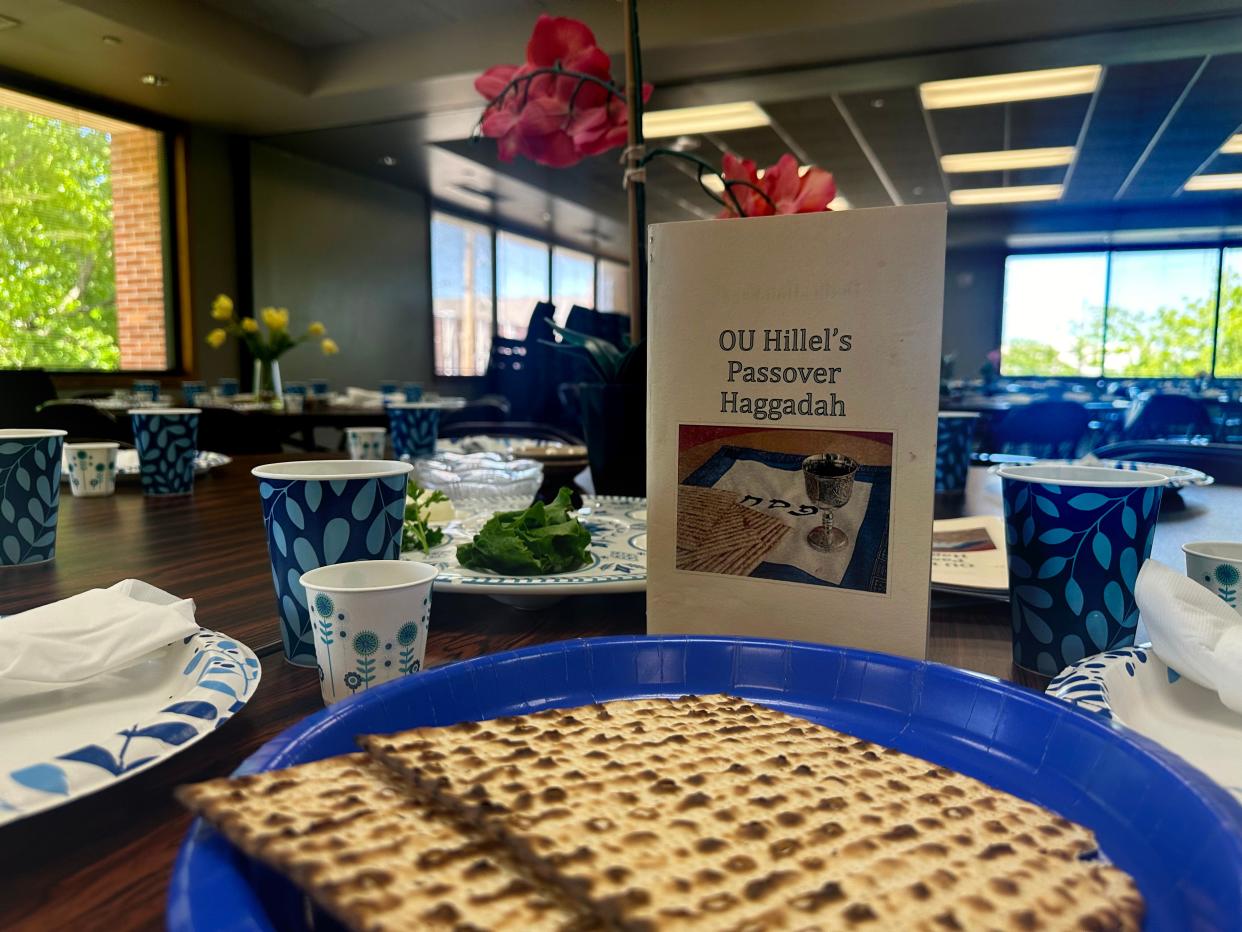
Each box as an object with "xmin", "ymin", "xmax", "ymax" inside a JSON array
[{"xmin": 0, "ymin": 454, "xmax": 1235, "ymax": 931}]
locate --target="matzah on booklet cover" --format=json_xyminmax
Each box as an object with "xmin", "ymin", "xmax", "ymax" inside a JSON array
[{"xmin": 646, "ymin": 206, "xmax": 947, "ymax": 659}]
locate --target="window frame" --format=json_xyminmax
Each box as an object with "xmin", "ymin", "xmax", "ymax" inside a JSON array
[
  {"xmin": 428, "ymin": 201, "xmax": 626, "ymax": 381},
  {"xmin": 1001, "ymin": 241, "xmax": 1242, "ymax": 381},
  {"xmin": 0, "ymin": 73, "xmax": 189, "ymax": 379}
]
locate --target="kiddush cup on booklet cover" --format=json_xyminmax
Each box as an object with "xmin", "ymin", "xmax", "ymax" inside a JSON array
[
  {"xmin": 65, "ymin": 442, "xmax": 119, "ymax": 498},
  {"xmin": 1183, "ymin": 541, "xmax": 1242, "ymax": 615},
  {"xmin": 130, "ymin": 408, "xmax": 201, "ymax": 496},
  {"xmin": 252, "ymin": 459, "xmax": 414, "ymax": 666},
  {"xmin": 935, "ymin": 412, "xmax": 978, "ymax": 493},
  {"xmin": 0, "ymin": 429, "xmax": 65, "ymax": 566},
  {"xmin": 387, "ymin": 402, "xmax": 440, "ymax": 459},
  {"xmin": 346, "ymin": 427, "xmax": 387, "ymax": 461},
  {"xmin": 998, "ymin": 464, "xmax": 1167, "ymax": 675},
  {"xmin": 300, "ymin": 559, "xmax": 435, "ymax": 705}
]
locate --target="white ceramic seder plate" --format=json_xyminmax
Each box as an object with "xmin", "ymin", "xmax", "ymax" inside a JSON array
[
  {"xmin": 0, "ymin": 629, "xmax": 261, "ymax": 826},
  {"xmin": 437, "ymin": 436, "xmax": 588, "ymax": 460},
  {"xmin": 60, "ymin": 449, "xmax": 232, "ymax": 482},
  {"xmin": 403, "ymin": 495, "xmax": 647, "ymax": 605},
  {"xmin": 1047, "ymin": 646, "xmax": 1242, "ymax": 804},
  {"xmin": 987, "ymin": 457, "xmax": 1213, "ymax": 489}
]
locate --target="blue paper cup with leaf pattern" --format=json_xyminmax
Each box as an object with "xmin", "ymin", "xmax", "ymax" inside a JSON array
[
  {"xmin": 0, "ymin": 429, "xmax": 65, "ymax": 566},
  {"xmin": 935, "ymin": 412, "xmax": 978, "ymax": 493},
  {"xmin": 387, "ymin": 402, "xmax": 440, "ymax": 459},
  {"xmin": 252, "ymin": 460, "xmax": 414, "ymax": 666},
  {"xmin": 999, "ymin": 464, "xmax": 1167, "ymax": 675},
  {"xmin": 300, "ymin": 559, "xmax": 435, "ymax": 705},
  {"xmin": 129, "ymin": 408, "xmax": 201, "ymax": 496}
]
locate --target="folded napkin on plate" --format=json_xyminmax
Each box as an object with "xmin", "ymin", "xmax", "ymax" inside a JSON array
[
  {"xmin": 0, "ymin": 580, "xmax": 198, "ymax": 699},
  {"xmin": 1135, "ymin": 560, "xmax": 1242, "ymax": 714}
]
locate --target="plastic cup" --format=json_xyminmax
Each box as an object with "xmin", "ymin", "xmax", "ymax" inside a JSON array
[
  {"xmin": 998, "ymin": 464, "xmax": 1168, "ymax": 675},
  {"xmin": 0, "ymin": 429, "xmax": 65, "ymax": 566},
  {"xmin": 252, "ymin": 459, "xmax": 414, "ymax": 666},
  {"xmin": 65, "ymin": 442, "xmax": 119, "ymax": 498},
  {"xmin": 300, "ymin": 559, "xmax": 435, "ymax": 705},
  {"xmin": 346, "ymin": 427, "xmax": 387, "ymax": 461},
  {"xmin": 935, "ymin": 412, "xmax": 978, "ymax": 493},
  {"xmin": 129, "ymin": 408, "xmax": 201, "ymax": 496},
  {"xmin": 1183, "ymin": 541, "xmax": 1242, "ymax": 615},
  {"xmin": 387, "ymin": 402, "xmax": 440, "ymax": 459}
]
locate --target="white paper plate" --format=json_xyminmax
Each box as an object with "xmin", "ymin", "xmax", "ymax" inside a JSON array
[
  {"xmin": 988, "ymin": 457, "xmax": 1213, "ymax": 489},
  {"xmin": 60, "ymin": 449, "xmax": 232, "ymax": 482},
  {"xmin": 403, "ymin": 496, "xmax": 646, "ymax": 605},
  {"xmin": 1047, "ymin": 646, "xmax": 1242, "ymax": 803},
  {"xmin": 0, "ymin": 628, "xmax": 261, "ymax": 825}
]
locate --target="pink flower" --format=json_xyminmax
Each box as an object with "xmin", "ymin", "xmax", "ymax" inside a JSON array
[
  {"xmin": 474, "ymin": 15, "xmax": 651, "ymax": 168},
  {"xmin": 717, "ymin": 153, "xmax": 837, "ymax": 219}
]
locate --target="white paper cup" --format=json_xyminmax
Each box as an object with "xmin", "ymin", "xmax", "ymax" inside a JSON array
[
  {"xmin": 299, "ymin": 559, "xmax": 435, "ymax": 705},
  {"xmin": 64, "ymin": 442, "xmax": 120, "ymax": 497},
  {"xmin": 346, "ymin": 427, "xmax": 387, "ymax": 461},
  {"xmin": 1183, "ymin": 541, "xmax": 1242, "ymax": 615}
]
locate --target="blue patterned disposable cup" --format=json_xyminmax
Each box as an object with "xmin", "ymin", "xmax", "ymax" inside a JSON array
[
  {"xmin": 216, "ymin": 378, "xmax": 239, "ymax": 398},
  {"xmin": 310, "ymin": 379, "xmax": 330, "ymax": 397},
  {"xmin": 346, "ymin": 427, "xmax": 387, "ymax": 460},
  {"xmin": 1183, "ymin": 541, "xmax": 1242, "ymax": 616},
  {"xmin": 379, "ymin": 381, "xmax": 399, "ymax": 395},
  {"xmin": 300, "ymin": 559, "xmax": 435, "ymax": 705},
  {"xmin": 252, "ymin": 459, "xmax": 414, "ymax": 666},
  {"xmin": 387, "ymin": 403, "xmax": 440, "ymax": 459},
  {"xmin": 182, "ymin": 380, "xmax": 206, "ymax": 406},
  {"xmin": 935, "ymin": 412, "xmax": 978, "ymax": 493},
  {"xmin": 402, "ymin": 383, "xmax": 423, "ymax": 402},
  {"xmin": 0, "ymin": 429, "xmax": 65, "ymax": 566},
  {"xmin": 64, "ymin": 442, "xmax": 119, "ymax": 498},
  {"xmin": 999, "ymin": 464, "xmax": 1167, "ymax": 675},
  {"xmin": 129, "ymin": 408, "xmax": 201, "ymax": 496},
  {"xmin": 132, "ymin": 379, "xmax": 160, "ymax": 402}
]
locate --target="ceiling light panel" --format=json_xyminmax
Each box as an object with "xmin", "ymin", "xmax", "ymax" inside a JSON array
[
  {"xmin": 949, "ymin": 184, "xmax": 1063, "ymax": 205},
  {"xmin": 1184, "ymin": 173, "xmax": 1242, "ymax": 191},
  {"xmin": 920, "ymin": 66, "xmax": 1101, "ymax": 110},
  {"xmin": 1219, "ymin": 133, "xmax": 1242, "ymax": 155},
  {"xmin": 642, "ymin": 102, "xmax": 769, "ymax": 138},
  {"xmin": 941, "ymin": 146, "xmax": 1075, "ymax": 173}
]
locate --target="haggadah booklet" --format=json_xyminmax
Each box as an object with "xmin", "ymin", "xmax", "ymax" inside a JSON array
[{"xmin": 646, "ymin": 205, "xmax": 946, "ymax": 659}]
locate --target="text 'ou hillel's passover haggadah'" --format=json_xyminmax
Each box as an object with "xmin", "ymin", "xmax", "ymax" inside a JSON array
[{"xmin": 646, "ymin": 205, "xmax": 947, "ymax": 659}]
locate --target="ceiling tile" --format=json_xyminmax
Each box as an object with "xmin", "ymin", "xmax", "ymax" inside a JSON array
[{"xmin": 838, "ymin": 88, "xmax": 944, "ymax": 204}]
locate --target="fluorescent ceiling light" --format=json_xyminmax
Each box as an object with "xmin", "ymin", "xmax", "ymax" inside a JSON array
[
  {"xmin": 1184, "ymin": 173, "xmax": 1242, "ymax": 191},
  {"xmin": 1219, "ymin": 133, "xmax": 1242, "ymax": 154},
  {"xmin": 642, "ymin": 102, "xmax": 769, "ymax": 138},
  {"xmin": 949, "ymin": 184, "xmax": 1063, "ymax": 205},
  {"xmin": 920, "ymin": 65, "xmax": 1101, "ymax": 109},
  {"xmin": 941, "ymin": 146, "xmax": 1075, "ymax": 173}
]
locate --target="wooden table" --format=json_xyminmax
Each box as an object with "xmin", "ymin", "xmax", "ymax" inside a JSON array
[{"xmin": 1, "ymin": 456, "xmax": 1236, "ymax": 930}]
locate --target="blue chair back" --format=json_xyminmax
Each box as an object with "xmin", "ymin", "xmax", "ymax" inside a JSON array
[
  {"xmin": 989, "ymin": 400, "xmax": 1093, "ymax": 459},
  {"xmin": 1123, "ymin": 393, "xmax": 1214, "ymax": 441}
]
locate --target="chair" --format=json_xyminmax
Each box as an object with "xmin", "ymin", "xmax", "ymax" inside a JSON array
[
  {"xmin": 1091, "ymin": 440, "xmax": 1242, "ymax": 486},
  {"xmin": 989, "ymin": 400, "xmax": 1093, "ymax": 459},
  {"xmin": 438, "ymin": 396, "xmax": 512, "ymax": 430},
  {"xmin": 33, "ymin": 401, "xmax": 127, "ymax": 443},
  {"xmin": 486, "ymin": 337, "xmax": 533, "ymax": 420},
  {"xmin": 0, "ymin": 369, "xmax": 57, "ymax": 428},
  {"xmin": 1122, "ymin": 393, "xmax": 1214, "ymax": 441},
  {"xmin": 196, "ymin": 407, "xmax": 283, "ymax": 455}
]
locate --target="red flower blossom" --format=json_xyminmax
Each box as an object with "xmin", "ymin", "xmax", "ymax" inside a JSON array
[
  {"xmin": 717, "ymin": 153, "xmax": 837, "ymax": 219},
  {"xmin": 474, "ymin": 15, "xmax": 650, "ymax": 168}
]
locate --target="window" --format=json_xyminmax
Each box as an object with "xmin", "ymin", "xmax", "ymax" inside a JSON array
[
  {"xmin": 496, "ymin": 231, "xmax": 550, "ymax": 340},
  {"xmin": 596, "ymin": 258, "xmax": 628, "ymax": 315},
  {"xmin": 0, "ymin": 86, "xmax": 171, "ymax": 371},
  {"xmin": 1001, "ymin": 246, "xmax": 1242, "ymax": 379},
  {"xmin": 430, "ymin": 212, "xmax": 493, "ymax": 376},
  {"xmin": 551, "ymin": 246, "xmax": 594, "ymax": 324}
]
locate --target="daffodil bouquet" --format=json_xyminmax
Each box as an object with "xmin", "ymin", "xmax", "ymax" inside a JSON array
[{"xmin": 206, "ymin": 294, "xmax": 339, "ymax": 360}]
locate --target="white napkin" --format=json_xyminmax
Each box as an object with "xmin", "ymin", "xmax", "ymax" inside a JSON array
[
  {"xmin": 0, "ymin": 580, "xmax": 198, "ymax": 700},
  {"xmin": 1136, "ymin": 560, "xmax": 1242, "ymax": 714}
]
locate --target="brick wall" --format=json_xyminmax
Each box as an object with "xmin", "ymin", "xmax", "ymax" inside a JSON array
[{"xmin": 110, "ymin": 129, "xmax": 167, "ymax": 370}]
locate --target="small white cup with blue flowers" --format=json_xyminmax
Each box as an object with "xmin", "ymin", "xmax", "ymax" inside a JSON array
[
  {"xmin": 299, "ymin": 559, "xmax": 435, "ymax": 706},
  {"xmin": 64, "ymin": 442, "xmax": 120, "ymax": 498},
  {"xmin": 1184, "ymin": 541, "xmax": 1242, "ymax": 616},
  {"xmin": 346, "ymin": 427, "xmax": 387, "ymax": 460}
]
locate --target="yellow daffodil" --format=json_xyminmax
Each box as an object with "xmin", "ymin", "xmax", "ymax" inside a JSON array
[
  {"xmin": 206, "ymin": 328, "xmax": 228, "ymax": 348},
  {"xmin": 260, "ymin": 306, "xmax": 289, "ymax": 331},
  {"xmin": 307, "ymin": 321, "xmax": 326, "ymax": 337},
  {"xmin": 210, "ymin": 294, "xmax": 234, "ymax": 320},
  {"xmin": 241, "ymin": 317, "xmax": 259, "ymax": 333},
  {"xmin": 321, "ymin": 338, "xmax": 340, "ymax": 355}
]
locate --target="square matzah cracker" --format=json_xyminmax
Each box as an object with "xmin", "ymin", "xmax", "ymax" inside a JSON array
[
  {"xmin": 676, "ymin": 485, "xmax": 791, "ymax": 577},
  {"xmin": 176, "ymin": 753, "xmax": 599, "ymax": 931},
  {"xmin": 363, "ymin": 695, "xmax": 1143, "ymax": 931}
]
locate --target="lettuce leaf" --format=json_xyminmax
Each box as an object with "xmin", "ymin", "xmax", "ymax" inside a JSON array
[{"xmin": 456, "ymin": 488, "xmax": 591, "ymax": 575}]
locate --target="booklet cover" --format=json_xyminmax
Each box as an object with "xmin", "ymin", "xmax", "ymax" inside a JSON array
[
  {"xmin": 931, "ymin": 515, "xmax": 1009, "ymax": 600},
  {"xmin": 646, "ymin": 206, "xmax": 946, "ymax": 659}
]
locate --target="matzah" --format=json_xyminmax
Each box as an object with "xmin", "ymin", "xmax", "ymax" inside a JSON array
[
  {"xmin": 676, "ymin": 485, "xmax": 791, "ymax": 576},
  {"xmin": 176, "ymin": 753, "xmax": 598, "ymax": 931},
  {"xmin": 363, "ymin": 694, "xmax": 1143, "ymax": 931}
]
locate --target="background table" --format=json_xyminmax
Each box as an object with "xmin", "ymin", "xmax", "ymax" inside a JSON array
[{"xmin": 0, "ymin": 455, "xmax": 1235, "ymax": 930}]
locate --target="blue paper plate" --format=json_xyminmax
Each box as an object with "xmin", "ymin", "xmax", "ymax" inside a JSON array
[{"xmin": 167, "ymin": 636, "xmax": 1242, "ymax": 931}]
